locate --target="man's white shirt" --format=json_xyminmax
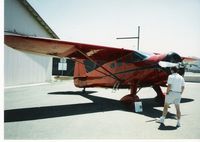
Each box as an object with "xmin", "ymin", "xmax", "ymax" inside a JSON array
[{"xmin": 167, "ymin": 73, "xmax": 185, "ymax": 93}]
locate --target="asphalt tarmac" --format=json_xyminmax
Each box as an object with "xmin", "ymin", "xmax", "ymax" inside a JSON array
[{"xmin": 4, "ymin": 80, "xmax": 200, "ymax": 139}]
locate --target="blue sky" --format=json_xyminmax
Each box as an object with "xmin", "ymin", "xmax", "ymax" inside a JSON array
[{"xmin": 28, "ymin": 0, "xmax": 200, "ymax": 57}]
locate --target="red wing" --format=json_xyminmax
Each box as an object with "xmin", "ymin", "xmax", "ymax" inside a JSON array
[{"xmin": 4, "ymin": 34, "xmax": 132, "ymax": 62}]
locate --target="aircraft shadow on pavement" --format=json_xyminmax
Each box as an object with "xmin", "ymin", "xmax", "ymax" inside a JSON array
[
  {"xmin": 4, "ymin": 91, "xmax": 194, "ymax": 123},
  {"xmin": 48, "ymin": 91, "xmax": 97, "ymax": 95}
]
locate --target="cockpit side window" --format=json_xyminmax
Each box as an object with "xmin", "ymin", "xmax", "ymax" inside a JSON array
[
  {"xmin": 84, "ymin": 59, "xmax": 98, "ymax": 72},
  {"xmin": 110, "ymin": 62, "xmax": 115, "ymax": 68},
  {"xmin": 117, "ymin": 58, "xmax": 122, "ymax": 66}
]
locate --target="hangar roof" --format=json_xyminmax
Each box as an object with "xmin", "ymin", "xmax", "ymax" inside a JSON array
[{"xmin": 19, "ymin": 0, "xmax": 59, "ymax": 39}]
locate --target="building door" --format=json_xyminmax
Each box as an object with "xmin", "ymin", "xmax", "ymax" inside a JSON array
[{"xmin": 52, "ymin": 57, "xmax": 75, "ymax": 76}]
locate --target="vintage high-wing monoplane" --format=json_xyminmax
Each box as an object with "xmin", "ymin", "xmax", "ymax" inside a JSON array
[{"xmin": 4, "ymin": 34, "xmax": 185, "ymax": 108}]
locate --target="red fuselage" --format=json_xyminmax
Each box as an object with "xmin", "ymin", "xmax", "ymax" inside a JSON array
[{"xmin": 74, "ymin": 52, "xmax": 168, "ymax": 88}]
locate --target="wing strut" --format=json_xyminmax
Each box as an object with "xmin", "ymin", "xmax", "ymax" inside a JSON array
[
  {"xmin": 112, "ymin": 81, "xmax": 120, "ymax": 92},
  {"xmin": 76, "ymin": 47, "xmax": 122, "ymax": 82}
]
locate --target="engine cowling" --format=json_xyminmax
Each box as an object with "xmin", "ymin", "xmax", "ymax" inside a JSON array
[{"xmin": 162, "ymin": 52, "xmax": 185, "ymax": 76}]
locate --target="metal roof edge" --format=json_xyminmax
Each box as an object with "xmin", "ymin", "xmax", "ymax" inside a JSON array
[{"xmin": 19, "ymin": 0, "xmax": 59, "ymax": 39}]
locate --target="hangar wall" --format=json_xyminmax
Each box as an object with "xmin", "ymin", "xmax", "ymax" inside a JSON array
[{"xmin": 4, "ymin": 0, "xmax": 55, "ymax": 86}]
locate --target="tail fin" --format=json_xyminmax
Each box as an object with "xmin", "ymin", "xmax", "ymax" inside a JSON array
[{"xmin": 73, "ymin": 59, "xmax": 87, "ymax": 87}]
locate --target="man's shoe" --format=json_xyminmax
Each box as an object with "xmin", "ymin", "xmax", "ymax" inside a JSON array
[
  {"xmin": 176, "ymin": 121, "xmax": 181, "ymax": 127},
  {"xmin": 156, "ymin": 117, "xmax": 164, "ymax": 123}
]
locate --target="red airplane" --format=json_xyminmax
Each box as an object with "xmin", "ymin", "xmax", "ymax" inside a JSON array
[{"xmin": 4, "ymin": 34, "xmax": 185, "ymax": 109}]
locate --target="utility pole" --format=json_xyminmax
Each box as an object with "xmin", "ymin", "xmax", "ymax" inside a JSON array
[{"xmin": 116, "ymin": 26, "xmax": 140, "ymax": 50}]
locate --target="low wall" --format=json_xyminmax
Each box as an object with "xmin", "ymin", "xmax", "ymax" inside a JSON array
[{"xmin": 184, "ymin": 72, "xmax": 200, "ymax": 83}]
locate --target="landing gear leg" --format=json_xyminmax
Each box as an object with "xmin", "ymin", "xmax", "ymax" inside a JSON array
[
  {"xmin": 153, "ymin": 85, "xmax": 165, "ymax": 106},
  {"xmin": 120, "ymin": 84, "xmax": 139, "ymax": 110},
  {"xmin": 82, "ymin": 87, "xmax": 86, "ymax": 94}
]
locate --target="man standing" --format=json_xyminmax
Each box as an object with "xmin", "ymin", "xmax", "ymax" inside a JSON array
[{"xmin": 156, "ymin": 66, "xmax": 185, "ymax": 127}]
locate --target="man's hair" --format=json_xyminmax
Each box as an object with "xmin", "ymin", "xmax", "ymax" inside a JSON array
[{"xmin": 171, "ymin": 66, "xmax": 178, "ymax": 73}]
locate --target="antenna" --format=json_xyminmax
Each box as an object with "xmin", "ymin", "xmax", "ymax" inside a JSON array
[{"xmin": 116, "ymin": 26, "xmax": 140, "ymax": 50}]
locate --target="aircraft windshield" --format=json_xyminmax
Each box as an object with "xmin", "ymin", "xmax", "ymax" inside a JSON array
[
  {"xmin": 138, "ymin": 51, "xmax": 154, "ymax": 57},
  {"xmin": 126, "ymin": 51, "xmax": 149, "ymax": 63}
]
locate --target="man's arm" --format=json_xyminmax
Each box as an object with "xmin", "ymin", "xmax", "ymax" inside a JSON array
[
  {"xmin": 181, "ymin": 77, "xmax": 185, "ymax": 94},
  {"xmin": 166, "ymin": 84, "xmax": 171, "ymax": 95},
  {"xmin": 181, "ymin": 86, "xmax": 185, "ymax": 94}
]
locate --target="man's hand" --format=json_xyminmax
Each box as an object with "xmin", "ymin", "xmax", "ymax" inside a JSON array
[{"xmin": 166, "ymin": 84, "xmax": 171, "ymax": 95}]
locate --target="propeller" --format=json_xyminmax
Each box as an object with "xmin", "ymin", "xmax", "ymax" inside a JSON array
[
  {"xmin": 158, "ymin": 52, "xmax": 186, "ymax": 76},
  {"xmin": 158, "ymin": 61, "xmax": 185, "ymax": 68},
  {"xmin": 158, "ymin": 61, "xmax": 178, "ymax": 68}
]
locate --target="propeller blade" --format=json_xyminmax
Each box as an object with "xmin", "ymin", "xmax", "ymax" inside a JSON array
[{"xmin": 158, "ymin": 61, "xmax": 178, "ymax": 68}]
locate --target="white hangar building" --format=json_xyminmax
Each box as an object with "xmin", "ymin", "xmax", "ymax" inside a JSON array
[{"xmin": 4, "ymin": 0, "xmax": 59, "ymax": 87}]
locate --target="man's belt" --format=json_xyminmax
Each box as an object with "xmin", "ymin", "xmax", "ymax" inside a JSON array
[{"xmin": 169, "ymin": 90, "xmax": 181, "ymax": 93}]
